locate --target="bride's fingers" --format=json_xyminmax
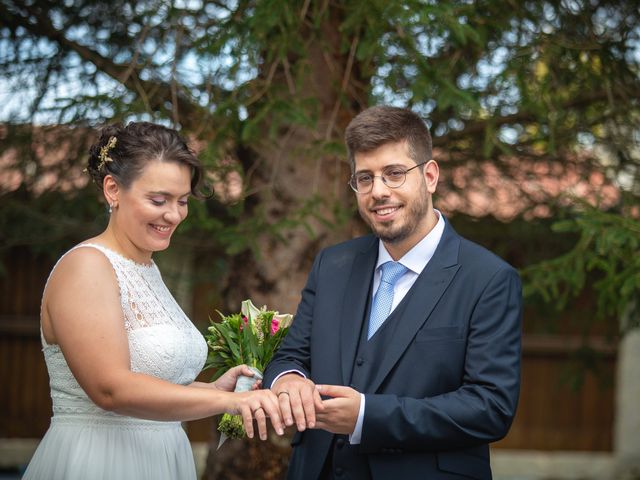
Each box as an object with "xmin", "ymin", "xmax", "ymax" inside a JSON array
[
  {"xmin": 251, "ymin": 379, "xmax": 263, "ymax": 390},
  {"xmin": 253, "ymin": 406, "xmax": 268, "ymax": 440},
  {"xmin": 240, "ymin": 404, "xmax": 255, "ymax": 439}
]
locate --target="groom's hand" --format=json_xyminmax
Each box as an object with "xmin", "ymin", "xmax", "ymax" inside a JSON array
[
  {"xmin": 272, "ymin": 373, "xmax": 324, "ymax": 431},
  {"xmin": 314, "ymin": 385, "xmax": 361, "ymax": 435}
]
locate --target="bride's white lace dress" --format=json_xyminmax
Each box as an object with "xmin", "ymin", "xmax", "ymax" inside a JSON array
[{"xmin": 23, "ymin": 243, "xmax": 207, "ymax": 480}]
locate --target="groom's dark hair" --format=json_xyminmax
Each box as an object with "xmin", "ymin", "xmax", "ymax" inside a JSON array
[{"xmin": 345, "ymin": 105, "xmax": 432, "ymax": 172}]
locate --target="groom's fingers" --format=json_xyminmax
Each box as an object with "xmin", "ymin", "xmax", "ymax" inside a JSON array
[
  {"xmin": 277, "ymin": 391, "xmax": 295, "ymax": 427},
  {"xmin": 313, "ymin": 384, "xmax": 325, "ymax": 411},
  {"xmin": 277, "ymin": 383, "xmax": 315, "ymax": 431},
  {"xmin": 300, "ymin": 387, "xmax": 317, "ymax": 429},
  {"xmin": 261, "ymin": 393, "xmax": 285, "ymax": 436},
  {"xmin": 313, "ymin": 394, "xmax": 361, "ymax": 435},
  {"xmin": 316, "ymin": 384, "xmax": 353, "ymax": 398},
  {"xmin": 274, "ymin": 376, "xmax": 319, "ymax": 431},
  {"xmin": 289, "ymin": 388, "xmax": 309, "ymax": 431}
]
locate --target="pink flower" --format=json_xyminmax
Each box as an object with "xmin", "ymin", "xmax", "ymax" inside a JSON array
[
  {"xmin": 271, "ymin": 318, "xmax": 280, "ymax": 335},
  {"xmin": 240, "ymin": 315, "xmax": 249, "ymax": 331}
]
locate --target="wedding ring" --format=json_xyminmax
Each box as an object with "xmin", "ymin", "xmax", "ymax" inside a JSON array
[
  {"xmin": 277, "ymin": 391, "xmax": 290, "ymax": 398},
  {"xmin": 253, "ymin": 407, "xmax": 264, "ymax": 414}
]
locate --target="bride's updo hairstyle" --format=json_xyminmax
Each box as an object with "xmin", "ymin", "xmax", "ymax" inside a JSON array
[{"xmin": 87, "ymin": 121, "xmax": 204, "ymax": 197}]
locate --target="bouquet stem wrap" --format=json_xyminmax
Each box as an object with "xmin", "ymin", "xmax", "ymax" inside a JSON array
[{"xmin": 217, "ymin": 366, "xmax": 263, "ymax": 449}]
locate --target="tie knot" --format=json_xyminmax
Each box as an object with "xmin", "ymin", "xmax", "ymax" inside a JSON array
[{"xmin": 379, "ymin": 261, "xmax": 408, "ymax": 286}]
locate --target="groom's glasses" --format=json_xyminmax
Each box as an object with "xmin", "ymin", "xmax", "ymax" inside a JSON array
[{"xmin": 348, "ymin": 161, "xmax": 428, "ymax": 194}]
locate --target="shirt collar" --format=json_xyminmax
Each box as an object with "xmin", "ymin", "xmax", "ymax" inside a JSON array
[{"xmin": 375, "ymin": 209, "xmax": 446, "ymax": 275}]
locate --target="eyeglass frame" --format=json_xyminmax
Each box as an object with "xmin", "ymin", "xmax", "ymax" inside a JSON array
[{"xmin": 348, "ymin": 161, "xmax": 429, "ymax": 194}]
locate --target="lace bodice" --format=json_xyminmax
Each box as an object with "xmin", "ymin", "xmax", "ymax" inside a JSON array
[{"xmin": 41, "ymin": 243, "xmax": 207, "ymax": 422}]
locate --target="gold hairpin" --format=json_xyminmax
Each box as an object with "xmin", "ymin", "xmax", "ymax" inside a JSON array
[{"xmin": 97, "ymin": 136, "xmax": 117, "ymax": 171}]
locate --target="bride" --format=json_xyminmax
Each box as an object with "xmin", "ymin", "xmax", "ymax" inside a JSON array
[{"xmin": 23, "ymin": 121, "xmax": 284, "ymax": 480}]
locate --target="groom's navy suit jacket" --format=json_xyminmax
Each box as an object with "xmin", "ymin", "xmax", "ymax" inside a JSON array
[{"xmin": 264, "ymin": 220, "xmax": 522, "ymax": 480}]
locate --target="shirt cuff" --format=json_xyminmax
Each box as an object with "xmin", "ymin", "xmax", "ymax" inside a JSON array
[
  {"xmin": 349, "ymin": 393, "xmax": 365, "ymax": 444},
  {"xmin": 270, "ymin": 370, "xmax": 306, "ymax": 389}
]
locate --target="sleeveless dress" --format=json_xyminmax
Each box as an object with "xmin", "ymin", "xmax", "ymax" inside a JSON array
[{"xmin": 22, "ymin": 243, "xmax": 208, "ymax": 480}]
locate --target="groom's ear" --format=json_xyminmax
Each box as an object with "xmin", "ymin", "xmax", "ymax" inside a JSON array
[{"xmin": 423, "ymin": 159, "xmax": 439, "ymax": 194}]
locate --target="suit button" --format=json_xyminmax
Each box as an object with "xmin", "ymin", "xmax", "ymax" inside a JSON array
[
  {"xmin": 335, "ymin": 467, "xmax": 344, "ymax": 476},
  {"xmin": 336, "ymin": 438, "xmax": 345, "ymax": 449},
  {"xmin": 349, "ymin": 383, "xmax": 356, "ymax": 388},
  {"xmin": 356, "ymin": 357, "xmax": 364, "ymax": 366}
]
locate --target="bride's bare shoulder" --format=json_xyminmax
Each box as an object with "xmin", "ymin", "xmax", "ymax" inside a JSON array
[{"xmin": 46, "ymin": 244, "xmax": 117, "ymax": 295}]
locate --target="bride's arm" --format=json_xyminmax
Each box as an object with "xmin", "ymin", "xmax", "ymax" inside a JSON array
[{"xmin": 44, "ymin": 248, "xmax": 283, "ymax": 439}]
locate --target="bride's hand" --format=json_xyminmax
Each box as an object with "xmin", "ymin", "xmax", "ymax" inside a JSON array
[
  {"xmin": 232, "ymin": 389, "xmax": 284, "ymax": 440},
  {"xmin": 213, "ymin": 365, "xmax": 258, "ymax": 392}
]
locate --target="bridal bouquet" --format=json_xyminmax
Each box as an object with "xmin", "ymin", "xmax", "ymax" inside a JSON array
[{"xmin": 204, "ymin": 299, "xmax": 293, "ymax": 446}]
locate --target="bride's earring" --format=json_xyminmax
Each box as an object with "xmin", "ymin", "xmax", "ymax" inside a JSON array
[{"xmin": 109, "ymin": 203, "xmax": 113, "ymax": 214}]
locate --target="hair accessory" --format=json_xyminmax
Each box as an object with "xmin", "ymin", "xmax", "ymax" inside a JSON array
[{"xmin": 98, "ymin": 136, "xmax": 117, "ymax": 171}]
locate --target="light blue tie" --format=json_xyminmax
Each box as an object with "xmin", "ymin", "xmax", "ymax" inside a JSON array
[{"xmin": 367, "ymin": 261, "xmax": 408, "ymax": 339}]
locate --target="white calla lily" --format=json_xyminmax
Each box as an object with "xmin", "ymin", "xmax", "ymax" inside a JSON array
[{"xmin": 240, "ymin": 299, "xmax": 262, "ymax": 321}]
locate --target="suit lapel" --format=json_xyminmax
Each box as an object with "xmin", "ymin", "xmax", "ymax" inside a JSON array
[
  {"xmin": 367, "ymin": 223, "xmax": 461, "ymax": 393},
  {"xmin": 339, "ymin": 237, "xmax": 378, "ymax": 385}
]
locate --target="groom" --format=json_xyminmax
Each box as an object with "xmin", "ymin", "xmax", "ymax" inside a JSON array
[{"xmin": 263, "ymin": 105, "xmax": 522, "ymax": 480}]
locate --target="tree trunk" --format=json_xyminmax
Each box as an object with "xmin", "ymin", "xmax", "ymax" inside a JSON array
[{"xmin": 203, "ymin": 9, "xmax": 366, "ymax": 479}]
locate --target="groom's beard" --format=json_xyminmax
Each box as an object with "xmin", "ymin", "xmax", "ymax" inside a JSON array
[{"xmin": 359, "ymin": 183, "xmax": 430, "ymax": 245}]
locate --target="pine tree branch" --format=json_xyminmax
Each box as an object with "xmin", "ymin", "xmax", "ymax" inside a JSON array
[
  {"xmin": 5, "ymin": 3, "xmax": 207, "ymax": 130},
  {"xmin": 432, "ymin": 87, "xmax": 640, "ymax": 147}
]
